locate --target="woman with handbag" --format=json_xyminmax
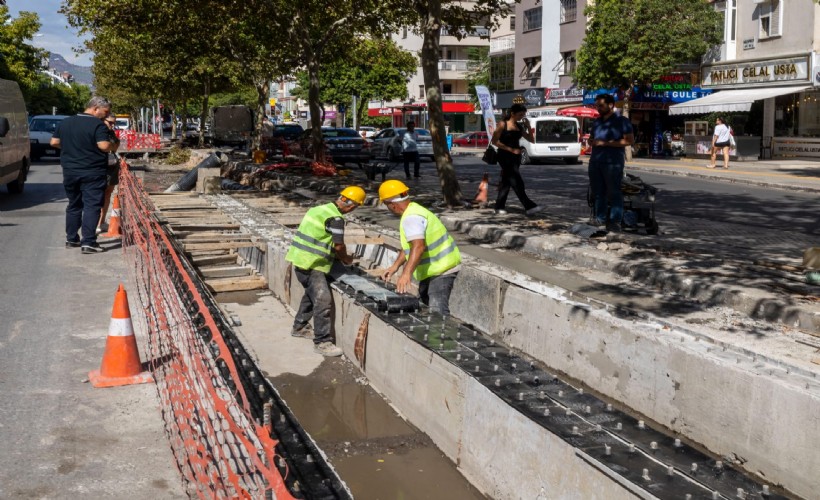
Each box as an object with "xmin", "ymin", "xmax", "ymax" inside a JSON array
[
  {"xmin": 490, "ymin": 103, "xmax": 540, "ymax": 215},
  {"xmin": 708, "ymin": 117, "xmax": 731, "ymax": 169}
]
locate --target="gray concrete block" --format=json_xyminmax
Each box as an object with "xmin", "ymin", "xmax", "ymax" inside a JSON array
[
  {"xmin": 449, "ymin": 266, "xmax": 502, "ymax": 334},
  {"xmin": 459, "ymin": 379, "xmax": 637, "ymax": 500}
]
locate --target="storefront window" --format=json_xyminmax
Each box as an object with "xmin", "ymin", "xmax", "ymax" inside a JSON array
[
  {"xmin": 489, "ymin": 54, "xmax": 515, "ymax": 92},
  {"xmin": 795, "ymin": 91, "xmax": 820, "ymax": 137},
  {"xmin": 774, "ymin": 93, "xmax": 799, "ymax": 137}
]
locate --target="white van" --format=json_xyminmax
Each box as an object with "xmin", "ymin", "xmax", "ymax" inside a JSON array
[
  {"xmin": 29, "ymin": 114, "xmax": 68, "ymax": 161},
  {"xmin": 520, "ymin": 116, "xmax": 581, "ymax": 165},
  {"xmin": 0, "ymin": 79, "xmax": 31, "ymax": 193}
]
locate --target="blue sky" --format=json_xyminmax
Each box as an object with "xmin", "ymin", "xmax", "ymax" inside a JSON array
[{"xmin": 7, "ymin": 0, "xmax": 92, "ymax": 66}]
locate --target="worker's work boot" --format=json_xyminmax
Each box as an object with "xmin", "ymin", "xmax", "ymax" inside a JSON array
[
  {"xmin": 291, "ymin": 325, "xmax": 314, "ymax": 339},
  {"xmin": 314, "ymin": 341, "xmax": 343, "ymax": 357}
]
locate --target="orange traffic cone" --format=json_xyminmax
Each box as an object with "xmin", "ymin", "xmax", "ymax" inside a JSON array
[
  {"xmin": 88, "ymin": 284, "xmax": 153, "ymax": 388},
  {"xmin": 104, "ymin": 193, "xmax": 122, "ymax": 238},
  {"xmin": 474, "ymin": 173, "xmax": 489, "ymax": 205}
]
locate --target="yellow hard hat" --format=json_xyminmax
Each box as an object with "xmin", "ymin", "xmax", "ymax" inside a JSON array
[
  {"xmin": 340, "ymin": 185, "xmax": 366, "ymax": 205},
  {"xmin": 378, "ymin": 180, "xmax": 410, "ymax": 202}
]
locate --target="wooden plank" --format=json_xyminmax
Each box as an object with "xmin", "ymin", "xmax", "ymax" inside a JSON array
[
  {"xmin": 188, "ymin": 249, "xmax": 231, "ymax": 257},
  {"xmin": 206, "ymin": 275, "xmax": 267, "ymax": 292},
  {"xmin": 183, "ymin": 241, "xmax": 260, "ymax": 251},
  {"xmin": 346, "ymin": 236, "xmax": 385, "ymax": 245},
  {"xmin": 199, "ymin": 266, "xmax": 253, "ymax": 279},
  {"xmin": 172, "ymin": 224, "xmax": 241, "ymax": 231},
  {"xmin": 178, "ymin": 234, "xmax": 251, "ymax": 242},
  {"xmin": 191, "ymin": 254, "xmax": 238, "ymax": 266}
]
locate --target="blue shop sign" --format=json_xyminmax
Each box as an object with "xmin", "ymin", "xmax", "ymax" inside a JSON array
[
  {"xmin": 634, "ymin": 87, "xmax": 713, "ymax": 103},
  {"xmin": 583, "ymin": 88, "xmax": 620, "ymax": 104}
]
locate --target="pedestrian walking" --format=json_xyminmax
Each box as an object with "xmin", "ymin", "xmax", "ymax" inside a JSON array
[
  {"xmin": 50, "ymin": 96, "xmax": 117, "ymax": 253},
  {"xmin": 490, "ymin": 103, "xmax": 540, "ymax": 215},
  {"xmin": 709, "ymin": 117, "xmax": 731, "ymax": 169},
  {"xmin": 98, "ymin": 115, "xmax": 121, "ymax": 234},
  {"xmin": 588, "ymin": 93, "xmax": 634, "ymax": 232},
  {"xmin": 402, "ymin": 121, "xmax": 421, "ymax": 179},
  {"xmin": 285, "ymin": 186, "xmax": 366, "ymax": 357},
  {"xmin": 378, "ymin": 180, "xmax": 461, "ymax": 316}
]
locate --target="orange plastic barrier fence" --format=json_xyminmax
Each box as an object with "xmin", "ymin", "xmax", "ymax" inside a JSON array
[
  {"xmin": 116, "ymin": 130, "xmax": 161, "ymax": 151},
  {"xmin": 117, "ymin": 164, "xmax": 348, "ymax": 498}
]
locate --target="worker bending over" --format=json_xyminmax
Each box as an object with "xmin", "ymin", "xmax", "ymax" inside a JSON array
[
  {"xmin": 285, "ymin": 186, "xmax": 366, "ymax": 356},
  {"xmin": 378, "ymin": 180, "xmax": 461, "ymax": 316}
]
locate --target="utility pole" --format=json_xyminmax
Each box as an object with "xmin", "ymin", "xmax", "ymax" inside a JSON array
[{"xmin": 352, "ymin": 95, "xmax": 358, "ymax": 130}]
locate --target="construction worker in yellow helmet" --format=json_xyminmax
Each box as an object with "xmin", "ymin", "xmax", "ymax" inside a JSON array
[
  {"xmin": 378, "ymin": 180, "xmax": 461, "ymax": 316},
  {"xmin": 285, "ymin": 185, "xmax": 366, "ymax": 357}
]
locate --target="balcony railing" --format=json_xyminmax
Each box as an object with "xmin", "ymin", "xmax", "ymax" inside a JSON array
[
  {"xmin": 441, "ymin": 26, "xmax": 490, "ymax": 38},
  {"xmin": 438, "ymin": 59, "xmax": 470, "ymax": 72},
  {"xmin": 490, "ymin": 35, "xmax": 515, "ymax": 54}
]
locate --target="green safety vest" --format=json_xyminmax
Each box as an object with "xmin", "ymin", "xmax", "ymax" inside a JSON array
[
  {"xmin": 399, "ymin": 202, "xmax": 461, "ymax": 281},
  {"xmin": 285, "ymin": 202, "xmax": 343, "ymax": 273}
]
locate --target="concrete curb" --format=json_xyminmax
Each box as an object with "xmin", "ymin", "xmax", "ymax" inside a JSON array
[
  {"xmin": 624, "ymin": 163, "xmax": 820, "ymax": 194},
  {"xmin": 227, "ymin": 165, "xmax": 818, "ymax": 335}
]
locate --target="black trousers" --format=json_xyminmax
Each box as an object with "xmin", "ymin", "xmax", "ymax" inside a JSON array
[{"xmin": 494, "ymin": 151, "xmax": 536, "ymax": 211}]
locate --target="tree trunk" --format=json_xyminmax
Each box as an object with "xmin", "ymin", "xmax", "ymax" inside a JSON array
[
  {"xmin": 170, "ymin": 104, "xmax": 177, "ymax": 142},
  {"xmin": 357, "ymin": 99, "xmax": 366, "ymax": 131},
  {"xmin": 198, "ymin": 76, "xmax": 211, "ymax": 148},
  {"xmin": 253, "ymin": 79, "xmax": 270, "ymax": 150},
  {"xmin": 420, "ymin": 2, "xmax": 462, "ymax": 207},
  {"xmin": 307, "ymin": 54, "xmax": 325, "ymax": 162},
  {"xmin": 180, "ymin": 97, "xmax": 188, "ymax": 143},
  {"xmin": 623, "ymin": 86, "xmax": 633, "ymax": 162}
]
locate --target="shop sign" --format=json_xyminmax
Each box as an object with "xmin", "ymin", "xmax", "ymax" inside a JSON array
[
  {"xmin": 367, "ymin": 107, "xmax": 399, "ymax": 117},
  {"xmin": 634, "ymin": 87, "xmax": 713, "ymax": 103},
  {"xmin": 544, "ymin": 87, "xmax": 584, "ymax": 103},
  {"xmin": 323, "ymin": 110, "xmax": 337, "ymax": 120},
  {"xmin": 583, "ymin": 88, "xmax": 621, "ymax": 104},
  {"xmin": 772, "ymin": 137, "xmax": 820, "ymax": 158},
  {"xmin": 650, "ymin": 74, "xmax": 692, "ymax": 91},
  {"xmin": 522, "ymin": 88, "xmax": 544, "ymax": 107},
  {"xmin": 702, "ymin": 56, "xmax": 810, "ymax": 88}
]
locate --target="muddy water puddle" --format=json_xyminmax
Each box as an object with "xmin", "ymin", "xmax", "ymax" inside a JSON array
[{"xmin": 269, "ymin": 359, "xmax": 486, "ymax": 499}]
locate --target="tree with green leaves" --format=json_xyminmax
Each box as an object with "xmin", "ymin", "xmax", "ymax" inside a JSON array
[
  {"xmin": 464, "ymin": 46, "xmax": 489, "ymax": 108},
  {"xmin": 291, "ymin": 38, "xmax": 417, "ymax": 129},
  {"xmin": 575, "ymin": 0, "xmax": 722, "ymax": 120},
  {"xmin": 0, "ymin": 6, "xmax": 48, "ymax": 102},
  {"xmin": 395, "ymin": 0, "xmax": 512, "ymax": 206},
  {"xmin": 266, "ymin": 0, "xmax": 398, "ymax": 161}
]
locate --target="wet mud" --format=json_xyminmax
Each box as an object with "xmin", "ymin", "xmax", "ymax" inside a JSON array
[{"xmin": 269, "ymin": 359, "xmax": 486, "ymax": 499}]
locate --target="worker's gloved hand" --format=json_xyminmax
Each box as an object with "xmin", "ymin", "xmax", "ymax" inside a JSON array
[{"xmin": 395, "ymin": 273, "xmax": 412, "ymax": 294}]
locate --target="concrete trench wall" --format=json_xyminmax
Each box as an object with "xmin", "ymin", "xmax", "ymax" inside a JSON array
[{"xmin": 229, "ymin": 203, "xmax": 818, "ymax": 499}]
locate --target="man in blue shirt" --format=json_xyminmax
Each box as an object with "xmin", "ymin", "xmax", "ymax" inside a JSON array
[
  {"xmin": 589, "ymin": 94, "xmax": 634, "ymax": 232},
  {"xmin": 51, "ymin": 96, "xmax": 117, "ymax": 253}
]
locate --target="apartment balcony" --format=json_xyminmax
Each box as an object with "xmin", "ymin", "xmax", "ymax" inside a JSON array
[
  {"xmin": 438, "ymin": 59, "xmax": 473, "ymax": 79},
  {"xmin": 490, "ymin": 35, "xmax": 515, "ymax": 54},
  {"xmin": 441, "ymin": 93, "xmax": 472, "ymax": 102},
  {"xmin": 440, "ymin": 26, "xmax": 491, "ymax": 46}
]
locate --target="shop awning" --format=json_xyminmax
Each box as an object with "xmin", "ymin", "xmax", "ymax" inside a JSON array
[{"xmin": 668, "ymin": 86, "xmax": 812, "ymax": 115}]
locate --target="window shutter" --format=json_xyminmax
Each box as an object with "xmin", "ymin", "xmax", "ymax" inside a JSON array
[{"xmin": 770, "ymin": 0, "xmax": 782, "ymax": 36}]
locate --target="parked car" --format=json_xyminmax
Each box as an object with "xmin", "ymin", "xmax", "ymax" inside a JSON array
[
  {"xmin": 369, "ymin": 127, "xmax": 434, "ymax": 162},
  {"xmin": 114, "ymin": 115, "xmax": 131, "ymax": 130},
  {"xmin": 271, "ymin": 123, "xmax": 304, "ymax": 141},
  {"xmin": 300, "ymin": 127, "xmax": 370, "ymax": 167},
  {"xmin": 358, "ymin": 126, "xmax": 377, "ymax": 139},
  {"xmin": 0, "ymin": 79, "xmax": 31, "ymax": 193},
  {"xmin": 28, "ymin": 114, "xmax": 68, "ymax": 161},
  {"xmin": 519, "ymin": 116, "xmax": 581, "ymax": 165},
  {"xmin": 452, "ymin": 131, "xmax": 489, "ymax": 148}
]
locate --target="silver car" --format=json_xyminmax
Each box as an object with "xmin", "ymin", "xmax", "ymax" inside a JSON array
[{"xmin": 369, "ymin": 127, "xmax": 434, "ymax": 162}]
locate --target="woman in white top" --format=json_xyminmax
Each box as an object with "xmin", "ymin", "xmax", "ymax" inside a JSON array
[{"xmin": 709, "ymin": 117, "xmax": 731, "ymax": 169}]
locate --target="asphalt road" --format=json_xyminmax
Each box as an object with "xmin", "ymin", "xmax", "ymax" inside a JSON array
[
  {"xmin": 0, "ymin": 159, "xmax": 183, "ymax": 499},
  {"xmin": 449, "ymin": 157, "xmax": 820, "ymax": 238}
]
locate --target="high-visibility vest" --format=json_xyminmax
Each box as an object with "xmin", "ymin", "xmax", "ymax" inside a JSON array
[
  {"xmin": 399, "ymin": 202, "xmax": 461, "ymax": 281},
  {"xmin": 285, "ymin": 203, "xmax": 343, "ymax": 273}
]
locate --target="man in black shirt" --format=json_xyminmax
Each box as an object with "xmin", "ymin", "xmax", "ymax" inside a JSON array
[{"xmin": 51, "ymin": 96, "xmax": 117, "ymax": 253}]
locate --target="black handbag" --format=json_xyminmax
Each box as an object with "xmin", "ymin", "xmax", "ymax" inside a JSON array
[{"xmin": 482, "ymin": 145, "xmax": 497, "ymax": 165}]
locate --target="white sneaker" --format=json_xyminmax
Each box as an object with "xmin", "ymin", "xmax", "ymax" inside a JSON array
[
  {"xmin": 494, "ymin": 209, "xmax": 508, "ymax": 215},
  {"xmin": 314, "ymin": 341, "xmax": 343, "ymax": 357},
  {"xmin": 525, "ymin": 205, "xmax": 541, "ymax": 216}
]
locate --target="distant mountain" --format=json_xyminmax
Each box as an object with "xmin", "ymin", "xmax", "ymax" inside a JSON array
[{"xmin": 48, "ymin": 53, "xmax": 94, "ymax": 86}]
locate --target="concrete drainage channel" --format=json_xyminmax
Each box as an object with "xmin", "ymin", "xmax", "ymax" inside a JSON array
[{"xmin": 193, "ymin": 191, "xmax": 817, "ymax": 499}]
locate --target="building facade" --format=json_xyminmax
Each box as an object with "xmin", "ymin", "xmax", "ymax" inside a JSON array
[{"xmin": 671, "ymin": 0, "xmax": 820, "ymax": 158}]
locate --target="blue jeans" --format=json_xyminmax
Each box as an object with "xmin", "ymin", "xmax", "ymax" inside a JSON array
[
  {"xmin": 63, "ymin": 172, "xmax": 106, "ymax": 245},
  {"xmin": 588, "ymin": 160, "xmax": 624, "ymax": 224},
  {"xmin": 418, "ymin": 273, "xmax": 458, "ymax": 316},
  {"xmin": 293, "ymin": 268, "xmax": 333, "ymax": 344},
  {"xmin": 403, "ymin": 151, "xmax": 420, "ymax": 178}
]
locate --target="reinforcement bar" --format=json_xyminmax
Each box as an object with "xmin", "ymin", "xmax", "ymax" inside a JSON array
[{"xmin": 118, "ymin": 166, "xmax": 350, "ymax": 499}]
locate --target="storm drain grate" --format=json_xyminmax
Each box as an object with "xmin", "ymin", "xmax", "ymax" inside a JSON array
[{"xmin": 332, "ymin": 270, "xmax": 787, "ymax": 500}]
